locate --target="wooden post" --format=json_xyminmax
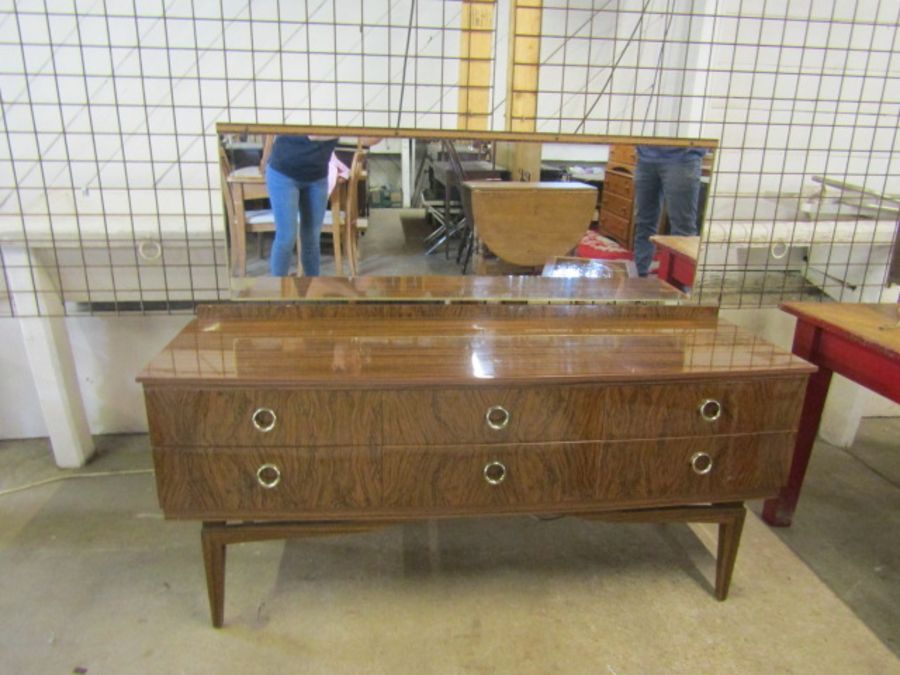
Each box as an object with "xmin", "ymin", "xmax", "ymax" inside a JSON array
[
  {"xmin": 502, "ymin": 1, "xmax": 542, "ymax": 180},
  {"xmin": 458, "ymin": 1, "xmax": 496, "ymax": 131}
]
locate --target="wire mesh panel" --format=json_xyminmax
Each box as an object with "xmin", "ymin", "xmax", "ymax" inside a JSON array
[
  {"xmin": 521, "ymin": 0, "xmax": 899, "ymax": 306},
  {"xmin": 0, "ymin": 0, "xmax": 897, "ymax": 315},
  {"xmin": 692, "ymin": 1, "xmax": 900, "ymax": 306},
  {"xmin": 0, "ymin": 0, "xmax": 487, "ymax": 316}
]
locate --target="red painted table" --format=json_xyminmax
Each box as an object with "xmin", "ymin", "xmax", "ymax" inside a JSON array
[
  {"xmin": 762, "ymin": 302, "xmax": 900, "ymax": 527},
  {"xmin": 650, "ymin": 235, "xmax": 699, "ymax": 291}
]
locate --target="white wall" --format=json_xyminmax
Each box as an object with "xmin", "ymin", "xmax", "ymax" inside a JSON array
[{"xmin": 0, "ymin": 315, "xmax": 190, "ymax": 439}]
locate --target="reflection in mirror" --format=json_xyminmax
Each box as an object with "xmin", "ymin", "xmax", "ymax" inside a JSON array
[{"xmin": 218, "ymin": 125, "xmax": 716, "ymax": 297}]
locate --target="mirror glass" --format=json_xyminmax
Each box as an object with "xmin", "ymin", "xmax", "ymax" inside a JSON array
[{"xmin": 218, "ymin": 125, "xmax": 716, "ymax": 301}]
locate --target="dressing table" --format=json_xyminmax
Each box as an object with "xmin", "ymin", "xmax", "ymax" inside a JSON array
[{"xmin": 138, "ymin": 276, "xmax": 813, "ymax": 627}]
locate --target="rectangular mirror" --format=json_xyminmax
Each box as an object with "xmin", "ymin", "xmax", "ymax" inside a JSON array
[{"xmin": 217, "ymin": 124, "xmax": 717, "ymax": 301}]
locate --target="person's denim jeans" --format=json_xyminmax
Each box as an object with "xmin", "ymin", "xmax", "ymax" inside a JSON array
[
  {"xmin": 632, "ymin": 156, "xmax": 701, "ymax": 276},
  {"xmin": 265, "ymin": 164, "xmax": 329, "ymax": 276}
]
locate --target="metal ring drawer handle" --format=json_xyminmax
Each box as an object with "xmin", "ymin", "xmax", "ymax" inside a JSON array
[
  {"xmin": 698, "ymin": 399, "xmax": 722, "ymax": 422},
  {"xmin": 483, "ymin": 461, "xmax": 507, "ymax": 486},
  {"xmin": 251, "ymin": 407, "xmax": 277, "ymax": 432},
  {"xmin": 256, "ymin": 463, "xmax": 281, "ymax": 489},
  {"xmin": 690, "ymin": 452, "xmax": 714, "ymax": 476},
  {"xmin": 485, "ymin": 405, "xmax": 510, "ymax": 430}
]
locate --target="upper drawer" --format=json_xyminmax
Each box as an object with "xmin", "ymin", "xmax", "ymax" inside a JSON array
[
  {"xmin": 382, "ymin": 378, "xmax": 806, "ymax": 445},
  {"xmin": 144, "ymin": 387, "xmax": 381, "ymax": 447},
  {"xmin": 602, "ymin": 171, "xmax": 634, "ymax": 200}
]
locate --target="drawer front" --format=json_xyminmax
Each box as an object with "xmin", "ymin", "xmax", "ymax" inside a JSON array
[
  {"xmin": 601, "ymin": 191, "xmax": 633, "ymax": 220},
  {"xmin": 144, "ymin": 388, "xmax": 381, "ymax": 447},
  {"xmin": 598, "ymin": 211, "xmax": 632, "ymax": 246},
  {"xmin": 602, "ymin": 171, "xmax": 634, "ymax": 200},
  {"xmin": 382, "ymin": 378, "xmax": 806, "ymax": 445},
  {"xmin": 609, "ymin": 144, "xmax": 637, "ymax": 167},
  {"xmin": 153, "ymin": 446, "xmax": 380, "ymax": 518},
  {"xmin": 382, "ymin": 433, "xmax": 793, "ymax": 512}
]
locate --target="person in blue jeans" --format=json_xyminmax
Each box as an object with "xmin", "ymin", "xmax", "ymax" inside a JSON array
[
  {"xmin": 261, "ymin": 135, "xmax": 338, "ymax": 276},
  {"xmin": 632, "ymin": 145, "xmax": 706, "ymax": 277}
]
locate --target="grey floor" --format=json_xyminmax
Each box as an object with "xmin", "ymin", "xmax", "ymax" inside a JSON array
[
  {"xmin": 1, "ymin": 213, "xmax": 898, "ymax": 672},
  {"xmin": 1, "ymin": 422, "xmax": 897, "ymax": 673}
]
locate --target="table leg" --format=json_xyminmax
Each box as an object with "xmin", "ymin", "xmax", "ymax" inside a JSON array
[
  {"xmin": 762, "ymin": 321, "xmax": 832, "ymax": 527},
  {"xmin": 201, "ymin": 522, "xmax": 227, "ymax": 628},
  {"xmin": 715, "ymin": 507, "xmax": 746, "ymax": 600},
  {"xmin": 657, "ymin": 249, "xmax": 674, "ymax": 285},
  {"xmin": 230, "ymin": 186, "xmax": 247, "ymax": 277}
]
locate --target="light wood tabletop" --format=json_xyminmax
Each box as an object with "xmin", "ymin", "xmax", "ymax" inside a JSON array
[
  {"xmin": 780, "ymin": 302, "xmax": 900, "ymax": 359},
  {"xmin": 650, "ymin": 235, "xmax": 701, "ymax": 261}
]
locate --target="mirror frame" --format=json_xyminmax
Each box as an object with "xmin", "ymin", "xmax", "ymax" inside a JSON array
[
  {"xmin": 216, "ymin": 123, "xmax": 719, "ymax": 150},
  {"xmin": 217, "ymin": 123, "xmax": 719, "ymax": 301}
]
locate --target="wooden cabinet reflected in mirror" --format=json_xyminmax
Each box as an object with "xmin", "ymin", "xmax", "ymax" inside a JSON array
[{"xmin": 217, "ymin": 124, "xmax": 716, "ymax": 292}]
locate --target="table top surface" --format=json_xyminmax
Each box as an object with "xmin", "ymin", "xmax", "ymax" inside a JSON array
[
  {"xmin": 649, "ymin": 235, "xmax": 701, "ymax": 261},
  {"xmin": 138, "ymin": 296, "xmax": 813, "ymax": 387},
  {"xmin": 781, "ymin": 302, "xmax": 900, "ymax": 358},
  {"xmin": 464, "ymin": 180, "xmax": 597, "ymax": 192},
  {"xmin": 227, "ymin": 166, "xmax": 264, "ymax": 183},
  {"xmin": 431, "ymin": 160, "xmax": 509, "ymax": 184}
]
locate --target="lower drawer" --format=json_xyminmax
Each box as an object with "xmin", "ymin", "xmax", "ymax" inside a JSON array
[
  {"xmin": 153, "ymin": 446, "xmax": 380, "ymax": 518},
  {"xmin": 382, "ymin": 433, "xmax": 793, "ymax": 513},
  {"xmin": 598, "ymin": 211, "xmax": 632, "ymax": 247}
]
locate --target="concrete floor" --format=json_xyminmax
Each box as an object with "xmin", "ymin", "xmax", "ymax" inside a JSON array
[
  {"xmin": 1, "ymin": 214, "xmax": 898, "ymax": 672},
  {"xmin": 0, "ymin": 423, "xmax": 898, "ymax": 673}
]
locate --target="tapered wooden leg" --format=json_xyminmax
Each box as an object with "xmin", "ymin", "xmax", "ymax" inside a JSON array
[
  {"xmin": 577, "ymin": 502, "xmax": 747, "ymax": 601},
  {"xmin": 715, "ymin": 507, "xmax": 746, "ymax": 600},
  {"xmin": 201, "ymin": 522, "xmax": 227, "ymax": 628}
]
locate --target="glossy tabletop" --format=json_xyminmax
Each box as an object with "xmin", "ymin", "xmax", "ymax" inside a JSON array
[{"xmin": 138, "ymin": 302, "xmax": 814, "ymax": 387}]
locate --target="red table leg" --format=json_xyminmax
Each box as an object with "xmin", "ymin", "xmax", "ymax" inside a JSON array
[
  {"xmin": 656, "ymin": 249, "xmax": 674, "ymax": 286},
  {"xmin": 762, "ymin": 321, "xmax": 832, "ymax": 527}
]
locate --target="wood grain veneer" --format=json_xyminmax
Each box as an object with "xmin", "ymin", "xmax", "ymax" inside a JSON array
[
  {"xmin": 381, "ymin": 378, "xmax": 805, "ymax": 445},
  {"xmin": 382, "ymin": 434, "xmax": 793, "ymax": 513},
  {"xmin": 196, "ymin": 301, "xmax": 716, "ymax": 322},
  {"xmin": 138, "ymin": 292, "xmax": 812, "ymax": 626},
  {"xmin": 144, "ymin": 388, "xmax": 381, "ymax": 447},
  {"xmin": 153, "ymin": 446, "xmax": 380, "ymax": 517}
]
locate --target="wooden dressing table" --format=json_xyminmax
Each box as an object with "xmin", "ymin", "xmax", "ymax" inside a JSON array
[{"xmin": 138, "ymin": 277, "xmax": 813, "ymax": 627}]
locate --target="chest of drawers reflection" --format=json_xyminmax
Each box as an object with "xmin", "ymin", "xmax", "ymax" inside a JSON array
[{"xmin": 138, "ymin": 298, "xmax": 812, "ymax": 627}]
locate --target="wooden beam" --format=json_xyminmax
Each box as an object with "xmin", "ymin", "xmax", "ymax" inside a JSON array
[
  {"xmin": 458, "ymin": 1, "xmax": 496, "ymax": 131},
  {"xmin": 506, "ymin": 0, "xmax": 542, "ymax": 133}
]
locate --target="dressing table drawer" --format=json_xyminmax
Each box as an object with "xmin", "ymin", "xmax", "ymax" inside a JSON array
[
  {"xmin": 152, "ymin": 446, "xmax": 381, "ymax": 518},
  {"xmin": 144, "ymin": 387, "xmax": 382, "ymax": 447},
  {"xmin": 382, "ymin": 433, "xmax": 793, "ymax": 513},
  {"xmin": 381, "ymin": 378, "xmax": 805, "ymax": 445}
]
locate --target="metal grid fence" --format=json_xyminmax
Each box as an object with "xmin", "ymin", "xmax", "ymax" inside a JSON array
[{"xmin": 0, "ymin": 0, "xmax": 897, "ymax": 315}]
